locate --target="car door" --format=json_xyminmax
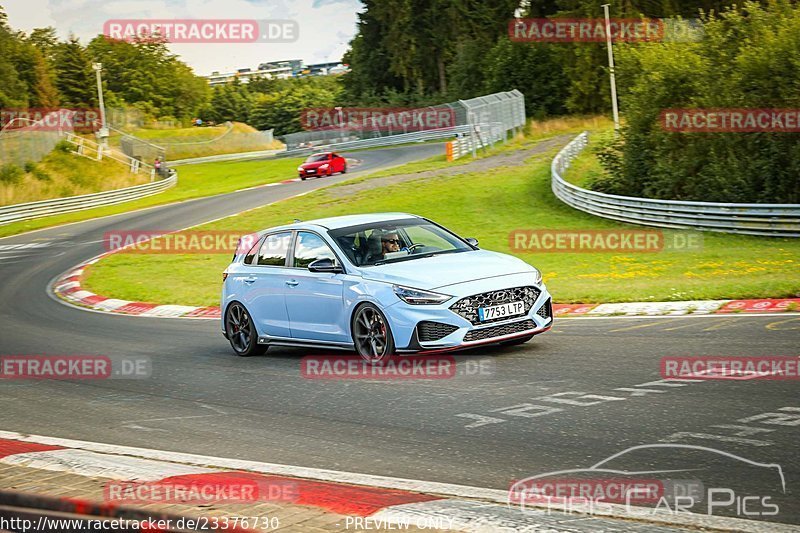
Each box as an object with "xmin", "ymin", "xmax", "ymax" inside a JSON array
[
  {"xmin": 240, "ymin": 231, "xmax": 293, "ymax": 339},
  {"xmin": 330, "ymin": 152, "xmax": 343, "ymax": 172},
  {"xmin": 284, "ymin": 231, "xmax": 348, "ymax": 343}
]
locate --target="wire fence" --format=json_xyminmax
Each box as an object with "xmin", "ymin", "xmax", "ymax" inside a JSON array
[{"xmin": 0, "ymin": 112, "xmax": 75, "ymax": 167}]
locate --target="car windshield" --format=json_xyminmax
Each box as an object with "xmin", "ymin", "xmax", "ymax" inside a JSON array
[
  {"xmin": 329, "ymin": 219, "xmax": 473, "ymax": 267},
  {"xmin": 305, "ymin": 154, "xmax": 330, "ymax": 163}
]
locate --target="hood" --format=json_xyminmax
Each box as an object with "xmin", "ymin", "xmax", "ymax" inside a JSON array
[
  {"xmin": 357, "ymin": 250, "xmax": 534, "ymax": 290},
  {"xmin": 300, "ymin": 160, "xmax": 328, "ymax": 169}
]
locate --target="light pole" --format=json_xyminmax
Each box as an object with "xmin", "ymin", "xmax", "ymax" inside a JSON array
[
  {"xmin": 601, "ymin": 4, "xmax": 620, "ymax": 133},
  {"xmin": 92, "ymin": 62, "xmax": 109, "ymax": 150}
]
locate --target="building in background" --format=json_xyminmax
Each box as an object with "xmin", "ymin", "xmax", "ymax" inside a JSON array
[{"xmin": 205, "ymin": 59, "xmax": 348, "ymax": 86}]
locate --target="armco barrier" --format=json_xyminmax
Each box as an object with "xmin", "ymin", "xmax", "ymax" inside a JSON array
[
  {"xmin": 552, "ymin": 132, "xmax": 800, "ymax": 237},
  {"xmin": 0, "ymin": 171, "xmax": 177, "ymax": 226}
]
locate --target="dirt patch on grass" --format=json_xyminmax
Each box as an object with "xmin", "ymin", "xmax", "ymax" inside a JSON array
[{"xmin": 327, "ymin": 135, "xmax": 572, "ymax": 199}]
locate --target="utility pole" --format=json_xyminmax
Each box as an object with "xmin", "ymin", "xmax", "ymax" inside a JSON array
[
  {"xmin": 602, "ymin": 4, "xmax": 620, "ymax": 133},
  {"xmin": 92, "ymin": 63, "xmax": 109, "ymax": 151}
]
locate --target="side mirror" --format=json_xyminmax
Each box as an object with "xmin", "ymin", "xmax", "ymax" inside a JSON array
[
  {"xmin": 308, "ymin": 257, "xmax": 343, "ymax": 273},
  {"xmin": 465, "ymin": 237, "xmax": 479, "ymax": 248}
]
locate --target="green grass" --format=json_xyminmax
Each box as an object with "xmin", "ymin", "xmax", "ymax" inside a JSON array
[
  {"xmin": 0, "ymin": 156, "xmax": 304, "ymax": 238},
  {"xmin": 1, "ymin": 150, "xmax": 149, "ymax": 206},
  {"xmin": 83, "ymin": 137, "xmax": 800, "ymax": 306}
]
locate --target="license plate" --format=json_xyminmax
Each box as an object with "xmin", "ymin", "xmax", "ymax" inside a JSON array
[
  {"xmin": 306, "ymin": 169, "xmax": 315, "ymax": 173},
  {"xmin": 478, "ymin": 301, "xmax": 525, "ymax": 321}
]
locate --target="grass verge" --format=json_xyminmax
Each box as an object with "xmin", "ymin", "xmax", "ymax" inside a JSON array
[
  {"xmin": 0, "ymin": 148, "xmax": 149, "ymax": 206},
  {"xmin": 83, "ymin": 129, "xmax": 800, "ymax": 306},
  {"xmin": 0, "ymin": 156, "xmax": 305, "ymax": 238}
]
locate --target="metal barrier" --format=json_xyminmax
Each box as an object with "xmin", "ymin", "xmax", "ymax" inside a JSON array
[
  {"xmin": 282, "ymin": 90, "xmax": 525, "ymax": 155},
  {"xmin": 551, "ymin": 132, "xmax": 800, "ymax": 237},
  {"xmin": 0, "ymin": 170, "xmax": 177, "ymax": 226},
  {"xmin": 277, "ymin": 125, "xmax": 478, "ymax": 158}
]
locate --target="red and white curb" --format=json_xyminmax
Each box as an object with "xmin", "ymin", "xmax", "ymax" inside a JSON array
[
  {"xmin": 0, "ymin": 432, "xmax": 793, "ymax": 532},
  {"xmin": 52, "ymin": 261, "xmax": 800, "ymax": 321}
]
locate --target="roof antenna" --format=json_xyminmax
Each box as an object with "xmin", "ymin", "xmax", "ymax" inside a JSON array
[{"xmin": 293, "ymin": 218, "xmax": 302, "ymax": 223}]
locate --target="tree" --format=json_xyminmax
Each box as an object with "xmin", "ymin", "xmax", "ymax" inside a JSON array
[{"xmin": 54, "ymin": 37, "xmax": 95, "ymax": 107}]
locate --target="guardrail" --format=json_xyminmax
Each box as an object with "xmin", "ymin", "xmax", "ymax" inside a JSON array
[
  {"xmin": 279, "ymin": 125, "xmax": 477, "ymax": 158},
  {"xmin": 169, "ymin": 149, "xmax": 285, "ymax": 166},
  {"xmin": 551, "ymin": 132, "xmax": 800, "ymax": 237},
  {"xmin": 0, "ymin": 170, "xmax": 177, "ymax": 226}
]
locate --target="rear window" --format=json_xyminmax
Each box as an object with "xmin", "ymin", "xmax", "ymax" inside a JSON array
[{"xmin": 257, "ymin": 232, "xmax": 292, "ymax": 266}]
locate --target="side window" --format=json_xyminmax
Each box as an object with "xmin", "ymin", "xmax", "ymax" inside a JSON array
[
  {"xmin": 294, "ymin": 232, "xmax": 335, "ymax": 268},
  {"xmin": 257, "ymin": 232, "xmax": 292, "ymax": 266},
  {"xmin": 243, "ymin": 235, "xmax": 264, "ymax": 265}
]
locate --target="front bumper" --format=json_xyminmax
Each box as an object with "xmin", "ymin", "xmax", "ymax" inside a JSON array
[{"xmin": 384, "ymin": 283, "xmax": 553, "ymax": 353}]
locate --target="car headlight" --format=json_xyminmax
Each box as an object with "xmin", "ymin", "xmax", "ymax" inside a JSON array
[
  {"xmin": 297, "ymin": 166, "xmax": 304, "ymax": 171},
  {"xmin": 320, "ymin": 164, "xmax": 329, "ymax": 170},
  {"xmin": 532, "ymin": 268, "xmax": 542, "ymax": 285},
  {"xmin": 393, "ymin": 285, "xmax": 451, "ymax": 305}
]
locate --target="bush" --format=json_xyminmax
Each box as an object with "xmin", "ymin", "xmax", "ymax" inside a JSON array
[
  {"xmin": 54, "ymin": 140, "xmax": 74, "ymax": 153},
  {"xmin": 32, "ymin": 168, "xmax": 52, "ymax": 181},
  {"xmin": 0, "ymin": 164, "xmax": 24, "ymax": 185},
  {"xmin": 608, "ymin": 1, "xmax": 800, "ymax": 203},
  {"xmin": 23, "ymin": 161, "xmax": 37, "ymax": 173}
]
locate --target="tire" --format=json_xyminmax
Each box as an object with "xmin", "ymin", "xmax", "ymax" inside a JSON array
[
  {"xmin": 225, "ymin": 302, "xmax": 268, "ymax": 357},
  {"xmin": 351, "ymin": 303, "xmax": 395, "ymax": 363},
  {"xmin": 341, "ymin": 164, "xmax": 347, "ymax": 174},
  {"xmin": 300, "ymin": 176, "xmax": 306, "ymax": 181},
  {"xmin": 500, "ymin": 334, "xmax": 534, "ymax": 347}
]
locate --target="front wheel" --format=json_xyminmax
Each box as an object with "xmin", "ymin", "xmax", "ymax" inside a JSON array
[
  {"xmin": 351, "ymin": 304, "xmax": 394, "ymax": 363},
  {"xmin": 300, "ymin": 176, "xmax": 306, "ymax": 181},
  {"xmin": 225, "ymin": 302, "xmax": 268, "ymax": 356}
]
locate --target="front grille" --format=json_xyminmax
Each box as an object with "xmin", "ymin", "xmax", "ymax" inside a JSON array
[
  {"xmin": 450, "ymin": 286, "xmax": 541, "ymax": 325},
  {"xmin": 417, "ymin": 321, "xmax": 459, "ymax": 342},
  {"xmin": 464, "ymin": 319, "xmax": 537, "ymax": 342},
  {"xmin": 536, "ymin": 298, "xmax": 552, "ymax": 320}
]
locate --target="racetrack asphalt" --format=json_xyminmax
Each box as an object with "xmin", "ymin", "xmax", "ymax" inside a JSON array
[{"xmin": 0, "ymin": 140, "xmax": 797, "ymax": 527}]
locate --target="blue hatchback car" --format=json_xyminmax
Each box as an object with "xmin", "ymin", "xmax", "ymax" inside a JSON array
[{"xmin": 222, "ymin": 213, "xmax": 553, "ymax": 361}]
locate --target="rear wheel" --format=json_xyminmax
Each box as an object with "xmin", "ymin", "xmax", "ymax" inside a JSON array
[
  {"xmin": 342, "ymin": 164, "xmax": 347, "ymax": 174},
  {"xmin": 352, "ymin": 304, "xmax": 394, "ymax": 363},
  {"xmin": 225, "ymin": 302, "xmax": 268, "ymax": 357}
]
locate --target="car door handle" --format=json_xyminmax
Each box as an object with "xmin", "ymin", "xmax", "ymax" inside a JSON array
[
  {"xmin": 285, "ymin": 280, "xmax": 299, "ymax": 287},
  {"xmin": 243, "ymin": 276, "xmax": 257, "ymax": 284}
]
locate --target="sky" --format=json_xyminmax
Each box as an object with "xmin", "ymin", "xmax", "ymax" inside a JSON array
[{"xmin": 3, "ymin": 0, "xmax": 362, "ymax": 75}]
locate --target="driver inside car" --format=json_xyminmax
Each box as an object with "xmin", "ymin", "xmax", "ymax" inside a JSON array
[{"xmin": 381, "ymin": 232, "xmax": 402, "ymax": 256}]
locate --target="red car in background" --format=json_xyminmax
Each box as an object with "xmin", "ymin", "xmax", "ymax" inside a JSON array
[{"xmin": 297, "ymin": 152, "xmax": 347, "ymax": 180}]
